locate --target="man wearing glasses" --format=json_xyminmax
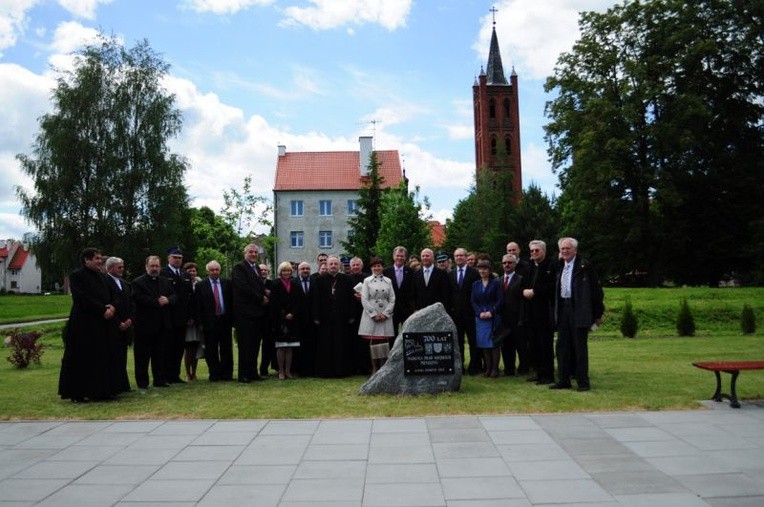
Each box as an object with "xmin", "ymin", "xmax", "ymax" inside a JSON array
[{"xmin": 522, "ymin": 240, "xmax": 556, "ymax": 385}]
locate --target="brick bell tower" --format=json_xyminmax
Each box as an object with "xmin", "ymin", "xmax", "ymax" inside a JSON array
[{"xmin": 473, "ymin": 11, "xmax": 522, "ymax": 202}]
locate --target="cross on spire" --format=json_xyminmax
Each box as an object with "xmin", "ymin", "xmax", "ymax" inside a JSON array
[{"xmin": 490, "ymin": 5, "xmax": 498, "ymax": 26}]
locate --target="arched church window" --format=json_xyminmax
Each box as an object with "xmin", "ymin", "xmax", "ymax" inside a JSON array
[{"xmin": 489, "ymin": 98, "xmax": 496, "ymax": 118}]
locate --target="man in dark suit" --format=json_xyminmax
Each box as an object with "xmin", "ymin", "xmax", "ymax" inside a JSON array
[
  {"xmin": 196, "ymin": 260, "xmax": 234, "ymax": 382},
  {"xmin": 132, "ymin": 255, "xmax": 176, "ymax": 390},
  {"xmin": 506, "ymin": 241, "xmax": 531, "ymax": 279},
  {"xmin": 160, "ymin": 248, "xmax": 194, "ymax": 384},
  {"xmin": 522, "ymin": 240, "xmax": 556, "ymax": 385},
  {"xmin": 412, "ymin": 248, "xmax": 451, "ymax": 312},
  {"xmin": 382, "ymin": 246, "xmax": 414, "ymax": 344},
  {"xmin": 312, "ymin": 256, "xmax": 355, "ymax": 377},
  {"xmin": 449, "ymin": 247, "xmax": 481, "ymax": 374},
  {"xmin": 551, "ymin": 237, "xmax": 605, "ymax": 392},
  {"xmin": 294, "ymin": 261, "xmax": 317, "ymax": 376},
  {"xmin": 105, "ymin": 256, "xmax": 134, "ymax": 392},
  {"xmin": 498, "ymin": 254, "xmax": 525, "ymax": 375},
  {"xmin": 232, "ymin": 243, "xmax": 268, "ymax": 382}
]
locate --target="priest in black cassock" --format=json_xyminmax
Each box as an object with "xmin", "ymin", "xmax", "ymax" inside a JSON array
[
  {"xmin": 312, "ymin": 255, "xmax": 356, "ymax": 377},
  {"xmin": 58, "ymin": 247, "xmax": 122, "ymax": 402}
]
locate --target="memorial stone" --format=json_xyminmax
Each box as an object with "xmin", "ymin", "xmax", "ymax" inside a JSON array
[{"xmin": 359, "ymin": 303, "xmax": 462, "ymax": 395}]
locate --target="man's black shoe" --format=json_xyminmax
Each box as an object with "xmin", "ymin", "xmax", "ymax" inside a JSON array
[
  {"xmin": 535, "ymin": 377, "xmax": 555, "ymax": 385},
  {"xmin": 549, "ymin": 383, "xmax": 572, "ymax": 390},
  {"xmin": 577, "ymin": 385, "xmax": 591, "ymax": 392},
  {"xmin": 526, "ymin": 376, "xmax": 539, "ymax": 383},
  {"xmin": 168, "ymin": 377, "xmax": 186, "ymax": 384},
  {"xmin": 238, "ymin": 377, "xmax": 251, "ymax": 383},
  {"xmin": 153, "ymin": 382, "xmax": 170, "ymax": 388}
]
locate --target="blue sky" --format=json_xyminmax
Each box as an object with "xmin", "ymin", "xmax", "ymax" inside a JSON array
[{"xmin": 0, "ymin": 0, "xmax": 617, "ymax": 240}]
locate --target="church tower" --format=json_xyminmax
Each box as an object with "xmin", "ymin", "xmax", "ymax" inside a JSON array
[{"xmin": 473, "ymin": 14, "xmax": 522, "ymax": 202}]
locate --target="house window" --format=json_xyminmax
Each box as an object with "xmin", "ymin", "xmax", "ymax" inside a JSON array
[
  {"xmin": 490, "ymin": 137, "xmax": 497, "ymax": 155},
  {"xmin": 319, "ymin": 200, "xmax": 332, "ymax": 216},
  {"xmin": 10, "ymin": 281, "xmax": 18, "ymax": 289},
  {"xmin": 290, "ymin": 200, "xmax": 304, "ymax": 216},
  {"xmin": 290, "ymin": 231, "xmax": 304, "ymax": 248},
  {"xmin": 319, "ymin": 230, "xmax": 333, "ymax": 248},
  {"xmin": 347, "ymin": 200, "xmax": 359, "ymax": 216}
]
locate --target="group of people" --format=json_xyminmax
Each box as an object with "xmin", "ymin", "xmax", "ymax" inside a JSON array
[{"xmin": 58, "ymin": 236, "xmax": 604, "ymax": 402}]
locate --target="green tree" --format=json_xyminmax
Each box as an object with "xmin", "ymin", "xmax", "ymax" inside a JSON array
[
  {"xmin": 443, "ymin": 190, "xmax": 480, "ymax": 255},
  {"xmin": 186, "ymin": 207, "xmax": 240, "ymax": 275},
  {"xmin": 544, "ymin": 0, "xmax": 764, "ymax": 284},
  {"xmin": 341, "ymin": 151, "xmax": 384, "ymax": 262},
  {"xmin": 375, "ymin": 181, "xmax": 431, "ymax": 263},
  {"xmin": 16, "ymin": 34, "xmax": 188, "ymax": 277},
  {"xmin": 220, "ymin": 175, "xmax": 276, "ymax": 264}
]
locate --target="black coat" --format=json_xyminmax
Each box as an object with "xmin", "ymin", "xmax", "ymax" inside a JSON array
[
  {"xmin": 450, "ymin": 265, "xmax": 480, "ymax": 323},
  {"xmin": 383, "ymin": 264, "xmax": 415, "ymax": 324},
  {"xmin": 412, "ymin": 265, "xmax": 452, "ymax": 311},
  {"xmin": 522, "ymin": 257, "xmax": 555, "ymax": 328},
  {"xmin": 160, "ymin": 265, "xmax": 194, "ymax": 327},
  {"xmin": 270, "ymin": 278, "xmax": 302, "ymax": 343},
  {"xmin": 554, "ymin": 257, "xmax": 605, "ymax": 329},
  {"xmin": 195, "ymin": 277, "xmax": 233, "ymax": 333},
  {"xmin": 499, "ymin": 272, "xmax": 524, "ymax": 329},
  {"xmin": 132, "ymin": 273, "xmax": 176, "ymax": 334},
  {"xmin": 58, "ymin": 266, "xmax": 120, "ymax": 400},
  {"xmin": 231, "ymin": 260, "xmax": 267, "ymax": 323}
]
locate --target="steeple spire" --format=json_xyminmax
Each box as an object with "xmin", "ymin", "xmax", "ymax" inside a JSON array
[{"xmin": 486, "ymin": 18, "xmax": 507, "ymax": 85}]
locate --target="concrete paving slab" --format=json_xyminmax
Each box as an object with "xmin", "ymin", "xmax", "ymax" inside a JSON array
[
  {"xmin": 436, "ymin": 457, "xmax": 511, "ymax": 478},
  {"xmin": 0, "ymin": 404, "xmax": 763, "ymax": 506},
  {"xmin": 363, "ymin": 482, "xmax": 446, "ymax": 506}
]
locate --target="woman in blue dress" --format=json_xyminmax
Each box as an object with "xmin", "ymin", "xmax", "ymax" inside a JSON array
[{"xmin": 471, "ymin": 259, "xmax": 503, "ymax": 377}]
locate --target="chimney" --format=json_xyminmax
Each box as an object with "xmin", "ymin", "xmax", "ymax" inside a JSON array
[
  {"xmin": 278, "ymin": 145, "xmax": 286, "ymax": 157},
  {"xmin": 359, "ymin": 136, "xmax": 373, "ymax": 176}
]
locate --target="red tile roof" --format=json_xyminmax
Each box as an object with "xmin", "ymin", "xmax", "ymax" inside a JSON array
[
  {"xmin": 428, "ymin": 220, "xmax": 446, "ymax": 247},
  {"xmin": 274, "ymin": 150, "xmax": 403, "ymax": 191},
  {"xmin": 0, "ymin": 246, "xmax": 8, "ymax": 259},
  {"xmin": 8, "ymin": 245, "xmax": 29, "ymax": 270}
]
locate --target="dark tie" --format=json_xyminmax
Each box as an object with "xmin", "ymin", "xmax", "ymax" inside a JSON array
[
  {"xmin": 303, "ymin": 279, "xmax": 309, "ymax": 294},
  {"xmin": 458, "ymin": 268, "xmax": 464, "ymax": 288},
  {"xmin": 213, "ymin": 279, "xmax": 223, "ymax": 315}
]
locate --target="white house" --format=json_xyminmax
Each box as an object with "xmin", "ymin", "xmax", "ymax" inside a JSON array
[
  {"xmin": 0, "ymin": 240, "xmax": 42, "ymax": 294},
  {"xmin": 273, "ymin": 137, "xmax": 403, "ymax": 269}
]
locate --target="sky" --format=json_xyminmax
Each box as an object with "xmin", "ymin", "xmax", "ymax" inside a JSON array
[{"xmin": 0, "ymin": 0, "xmax": 619, "ymax": 240}]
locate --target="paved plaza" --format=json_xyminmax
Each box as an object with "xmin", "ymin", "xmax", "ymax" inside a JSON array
[{"xmin": 1, "ymin": 401, "xmax": 763, "ymax": 506}]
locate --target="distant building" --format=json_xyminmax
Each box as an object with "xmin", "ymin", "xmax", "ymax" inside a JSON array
[
  {"xmin": 273, "ymin": 136, "xmax": 403, "ymax": 269},
  {"xmin": 428, "ymin": 220, "xmax": 446, "ymax": 248},
  {"xmin": 0, "ymin": 240, "xmax": 42, "ymax": 294},
  {"xmin": 473, "ymin": 18, "xmax": 522, "ymax": 202}
]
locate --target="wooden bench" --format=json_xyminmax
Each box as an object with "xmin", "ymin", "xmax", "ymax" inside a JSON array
[{"xmin": 692, "ymin": 361, "xmax": 764, "ymax": 408}]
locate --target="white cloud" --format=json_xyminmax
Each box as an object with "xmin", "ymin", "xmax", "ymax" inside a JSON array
[
  {"xmin": 281, "ymin": 0, "xmax": 412, "ymax": 31},
  {"xmin": 0, "ymin": 212, "xmax": 32, "ymax": 240},
  {"xmin": 182, "ymin": 0, "xmax": 274, "ymax": 15},
  {"xmin": 57, "ymin": 0, "xmax": 113, "ymax": 20},
  {"xmin": 475, "ymin": 0, "xmax": 617, "ymax": 80},
  {"xmin": 521, "ymin": 142, "xmax": 558, "ymax": 195},
  {"xmin": 0, "ymin": 0, "xmax": 38, "ymax": 53}
]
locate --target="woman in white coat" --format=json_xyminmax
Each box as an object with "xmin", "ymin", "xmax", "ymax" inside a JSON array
[{"xmin": 357, "ymin": 257, "xmax": 396, "ymax": 374}]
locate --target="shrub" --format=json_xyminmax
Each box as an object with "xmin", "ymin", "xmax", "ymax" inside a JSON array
[
  {"xmin": 741, "ymin": 304, "xmax": 756, "ymax": 334},
  {"xmin": 676, "ymin": 298, "xmax": 696, "ymax": 337},
  {"xmin": 620, "ymin": 296, "xmax": 638, "ymax": 338},
  {"xmin": 5, "ymin": 329, "xmax": 44, "ymax": 368}
]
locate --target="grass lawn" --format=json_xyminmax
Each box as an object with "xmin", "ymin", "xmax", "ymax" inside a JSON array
[
  {"xmin": 0, "ymin": 287, "xmax": 762, "ymax": 420},
  {"xmin": 0, "ymin": 294, "xmax": 70, "ymax": 324}
]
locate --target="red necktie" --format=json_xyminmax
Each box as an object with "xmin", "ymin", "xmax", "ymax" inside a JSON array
[
  {"xmin": 503, "ymin": 275, "xmax": 509, "ymax": 290},
  {"xmin": 213, "ymin": 279, "xmax": 223, "ymax": 315}
]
